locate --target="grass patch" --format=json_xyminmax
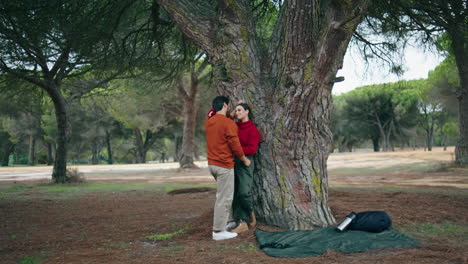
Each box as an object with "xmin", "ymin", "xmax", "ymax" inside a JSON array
[
  {"xmin": 397, "ymin": 221, "xmax": 468, "ymax": 245},
  {"xmin": 8, "ymin": 185, "xmax": 34, "ymax": 191},
  {"xmin": 110, "ymin": 242, "xmax": 129, "ymax": 249},
  {"xmin": 156, "ymin": 243, "xmax": 186, "ymax": 257},
  {"xmin": 214, "ymin": 242, "xmax": 258, "ymax": 253},
  {"xmin": 0, "ymin": 185, "xmax": 33, "ymax": 198},
  {"xmin": 18, "ymin": 251, "xmax": 48, "ymax": 264},
  {"xmin": 0, "ymin": 191, "xmax": 18, "ymax": 196},
  {"xmin": 19, "ymin": 256, "xmax": 42, "ymax": 264},
  {"xmin": 145, "ymin": 227, "xmax": 187, "ymax": 242}
]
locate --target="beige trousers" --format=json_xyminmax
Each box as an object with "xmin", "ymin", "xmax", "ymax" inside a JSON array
[{"xmin": 209, "ymin": 165, "xmax": 234, "ymax": 231}]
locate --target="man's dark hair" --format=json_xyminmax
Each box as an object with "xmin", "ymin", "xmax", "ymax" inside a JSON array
[{"xmin": 212, "ymin": 96, "xmax": 229, "ymax": 111}]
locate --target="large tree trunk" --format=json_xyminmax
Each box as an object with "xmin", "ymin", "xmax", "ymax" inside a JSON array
[
  {"xmin": 177, "ymin": 60, "xmax": 207, "ymax": 169},
  {"xmin": 46, "ymin": 142, "xmax": 54, "ymax": 165},
  {"xmin": 426, "ymin": 129, "xmax": 433, "ymax": 151},
  {"xmin": 134, "ymin": 129, "xmax": 147, "ymax": 163},
  {"xmin": 179, "ymin": 96, "xmax": 198, "ymax": 168},
  {"xmin": 27, "ymin": 135, "xmax": 36, "ymax": 166},
  {"xmin": 105, "ymin": 130, "xmax": 113, "ymax": 164},
  {"xmin": 452, "ymin": 35, "xmax": 468, "ymax": 165},
  {"xmin": 159, "ymin": 0, "xmax": 368, "ymax": 229},
  {"xmin": 374, "ymin": 113, "xmax": 389, "ymax": 151},
  {"xmin": 178, "ymin": 59, "xmax": 209, "ymax": 169},
  {"xmin": 372, "ymin": 136, "xmax": 380, "ymax": 152},
  {"xmin": 455, "ymin": 86, "xmax": 468, "ymax": 164},
  {"xmin": 91, "ymin": 139, "xmax": 100, "ymax": 165},
  {"xmin": 46, "ymin": 85, "xmax": 69, "ymax": 183},
  {"xmin": 338, "ymin": 138, "xmax": 349, "ymax": 152}
]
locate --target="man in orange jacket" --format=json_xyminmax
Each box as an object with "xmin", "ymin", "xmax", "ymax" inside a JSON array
[{"xmin": 205, "ymin": 96, "xmax": 251, "ymax": 241}]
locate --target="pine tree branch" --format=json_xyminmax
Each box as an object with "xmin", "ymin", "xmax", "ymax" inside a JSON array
[{"xmin": 157, "ymin": 0, "xmax": 216, "ymax": 55}]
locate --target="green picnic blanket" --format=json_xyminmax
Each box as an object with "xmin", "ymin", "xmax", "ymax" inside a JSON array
[{"xmin": 255, "ymin": 226, "xmax": 419, "ymax": 257}]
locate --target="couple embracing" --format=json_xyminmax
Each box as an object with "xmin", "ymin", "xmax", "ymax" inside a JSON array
[{"xmin": 205, "ymin": 96, "xmax": 262, "ymax": 241}]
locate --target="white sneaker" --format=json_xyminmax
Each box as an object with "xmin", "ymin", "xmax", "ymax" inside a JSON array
[
  {"xmin": 225, "ymin": 221, "xmax": 237, "ymax": 231},
  {"xmin": 212, "ymin": 231, "xmax": 238, "ymax": 241}
]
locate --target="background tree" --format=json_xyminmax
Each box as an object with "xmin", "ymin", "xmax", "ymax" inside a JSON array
[
  {"xmin": 3, "ymin": 112, "xmax": 43, "ymax": 165},
  {"xmin": 344, "ymin": 87, "xmax": 394, "ymax": 152},
  {"xmin": 427, "ymin": 55, "xmax": 460, "ymax": 116},
  {"xmin": 341, "ymin": 82, "xmax": 419, "ymax": 151},
  {"xmin": 418, "ymin": 80, "xmax": 447, "ymax": 151},
  {"xmin": 0, "ymin": 91, "xmax": 16, "ymax": 166},
  {"xmin": 107, "ymin": 75, "xmax": 179, "ymax": 163},
  {"xmin": 364, "ymin": 0, "xmax": 467, "ymax": 164},
  {"xmin": 0, "ymin": 127, "xmax": 14, "ymax": 166},
  {"xmin": 0, "ymin": 0, "xmax": 154, "ymax": 182},
  {"xmin": 424, "ymin": 56, "xmax": 460, "ymax": 151},
  {"xmin": 331, "ymin": 95, "xmax": 365, "ymax": 152},
  {"xmin": 76, "ymin": 97, "xmax": 117, "ymax": 165},
  {"xmin": 177, "ymin": 54, "xmax": 210, "ymax": 168},
  {"xmin": 0, "ymin": 78, "xmax": 44, "ymax": 165}
]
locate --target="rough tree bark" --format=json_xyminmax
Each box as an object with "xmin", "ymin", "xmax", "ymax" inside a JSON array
[
  {"xmin": 178, "ymin": 59, "xmax": 209, "ymax": 169},
  {"xmin": 45, "ymin": 84, "xmax": 69, "ymax": 183},
  {"xmin": 452, "ymin": 36, "xmax": 468, "ymax": 165},
  {"xmin": 158, "ymin": 0, "xmax": 368, "ymax": 229}
]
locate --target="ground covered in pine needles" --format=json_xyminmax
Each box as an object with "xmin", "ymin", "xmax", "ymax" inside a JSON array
[{"xmin": 1, "ymin": 179, "xmax": 467, "ymax": 264}]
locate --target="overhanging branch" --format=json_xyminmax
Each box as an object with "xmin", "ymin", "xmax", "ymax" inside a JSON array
[
  {"xmin": 157, "ymin": 0, "xmax": 216, "ymax": 55},
  {"xmin": 0, "ymin": 59, "xmax": 47, "ymax": 90}
]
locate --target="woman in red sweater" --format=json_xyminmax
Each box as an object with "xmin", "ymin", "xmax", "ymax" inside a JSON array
[{"xmin": 229, "ymin": 103, "xmax": 262, "ymax": 233}]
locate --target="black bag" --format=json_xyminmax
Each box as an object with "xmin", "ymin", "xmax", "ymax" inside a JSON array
[{"xmin": 348, "ymin": 211, "xmax": 392, "ymax": 233}]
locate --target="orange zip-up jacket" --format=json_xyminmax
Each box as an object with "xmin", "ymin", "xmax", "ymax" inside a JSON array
[{"xmin": 205, "ymin": 114, "xmax": 245, "ymax": 169}]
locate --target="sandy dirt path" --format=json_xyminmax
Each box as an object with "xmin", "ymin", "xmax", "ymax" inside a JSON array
[{"xmin": 1, "ymin": 147, "xmax": 466, "ymax": 188}]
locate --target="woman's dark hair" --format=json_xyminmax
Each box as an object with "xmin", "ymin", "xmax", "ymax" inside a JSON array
[
  {"xmin": 212, "ymin": 96, "xmax": 229, "ymax": 111},
  {"xmin": 237, "ymin": 103, "xmax": 254, "ymax": 120}
]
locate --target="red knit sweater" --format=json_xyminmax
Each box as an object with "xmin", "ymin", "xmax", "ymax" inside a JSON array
[{"xmin": 236, "ymin": 120, "xmax": 261, "ymax": 155}]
